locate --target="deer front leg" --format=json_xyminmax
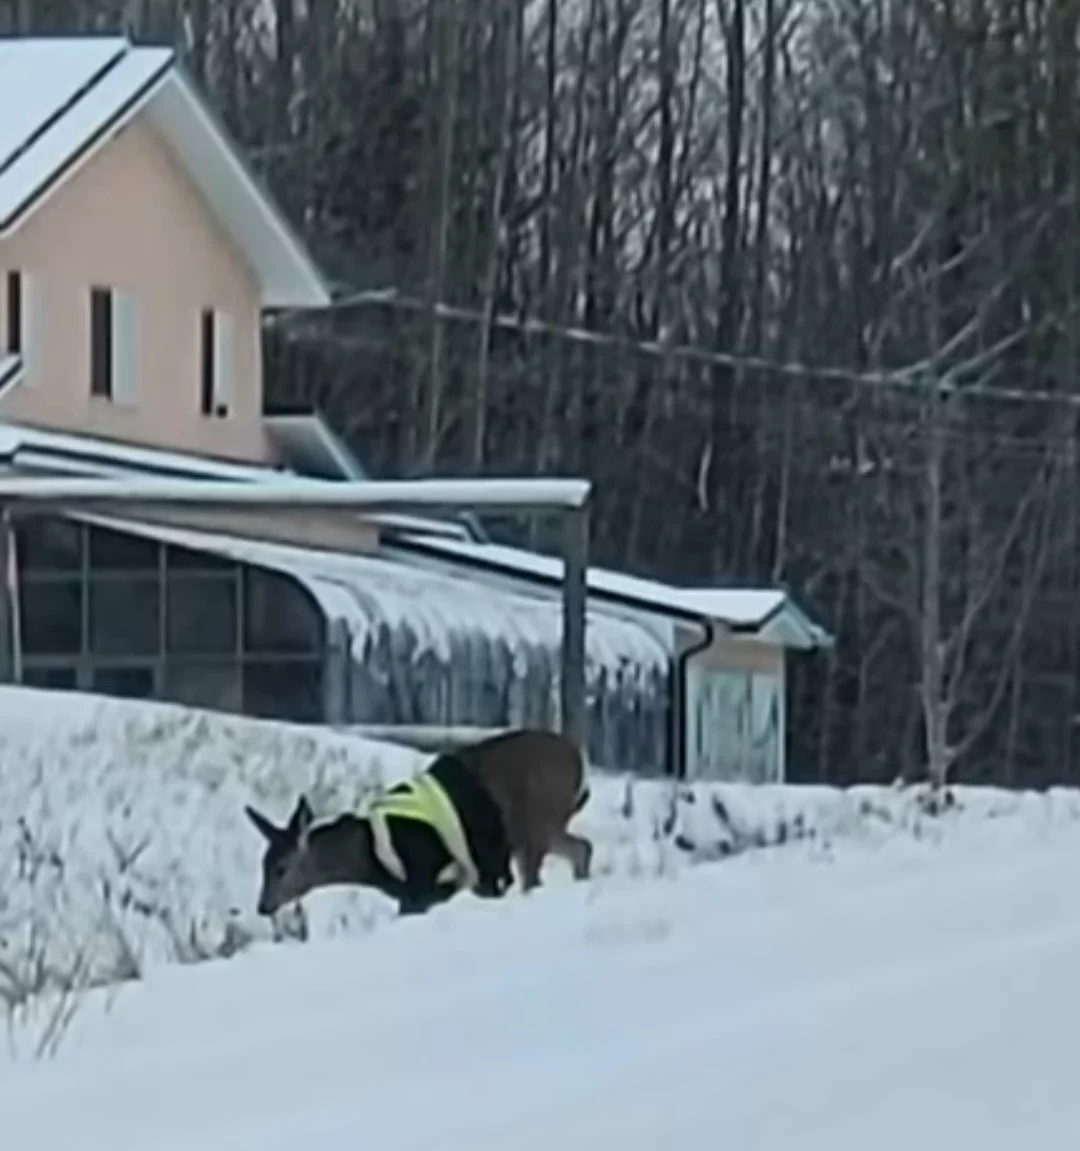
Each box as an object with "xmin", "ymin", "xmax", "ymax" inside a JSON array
[{"xmin": 398, "ymin": 884, "xmax": 451, "ymax": 916}]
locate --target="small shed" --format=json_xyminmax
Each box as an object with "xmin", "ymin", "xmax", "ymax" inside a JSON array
[{"xmin": 384, "ymin": 535, "xmax": 833, "ymax": 783}]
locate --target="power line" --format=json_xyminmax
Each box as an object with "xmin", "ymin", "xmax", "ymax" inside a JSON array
[{"xmin": 268, "ymin": 286, "xmax": 1080, "ymax": 409}]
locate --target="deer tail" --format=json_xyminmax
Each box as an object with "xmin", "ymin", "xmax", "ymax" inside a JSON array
[{"xmin": 573, "ymin": 770, "xmax": 591, "ymax": 814}]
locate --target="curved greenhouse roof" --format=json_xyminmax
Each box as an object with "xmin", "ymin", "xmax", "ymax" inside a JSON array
[{"xmin": 75, "ymin": 514, "xmax": 673, "ymax": 771}]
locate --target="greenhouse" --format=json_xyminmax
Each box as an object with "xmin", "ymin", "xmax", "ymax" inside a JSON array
[{"xmin": 13, "ymin": 514, "xmax": 672, "ymax": 774}]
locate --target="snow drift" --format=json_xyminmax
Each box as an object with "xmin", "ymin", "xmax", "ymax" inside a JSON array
[
  {"xmin": 6, "ymin": 792, "xmax": 1080, "ymax": 1148},
  {"xmin": 4, "ymin": 684, "xmax": 1080, "ymax": 998}
]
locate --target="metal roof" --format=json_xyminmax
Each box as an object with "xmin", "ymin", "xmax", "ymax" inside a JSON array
[{"xmin": 386, "ymin": 535, "xmax": 833, "ymax": 650}]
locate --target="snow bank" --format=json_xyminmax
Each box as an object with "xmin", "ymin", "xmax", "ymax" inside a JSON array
[
  {"xmin": 4, "ymin": 684, "xmax": 1080, "ymax": 1000},
  {"xmin": 8, "ymin": 795, "xmax": 1080, "ymax": 1146}
]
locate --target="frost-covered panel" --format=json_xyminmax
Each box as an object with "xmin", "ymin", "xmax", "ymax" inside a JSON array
[
  {"xmin": 306, "ymin": 558, "xmax": 670, "ymax": 774},
  {"xmin": 685, "ymin": 666, "xmax": 783, "ymax": 783}
]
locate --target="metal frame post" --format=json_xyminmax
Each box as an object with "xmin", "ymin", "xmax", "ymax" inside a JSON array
[
  {"xmin": 560, "ymin": 501, "xmax": 589, "ymax": 750},
  {"xmin": 0, "ymin": 506, "xmax": 13, "ymax": 684}
]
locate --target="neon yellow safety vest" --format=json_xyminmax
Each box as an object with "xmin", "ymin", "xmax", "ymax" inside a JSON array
[{"xmin": 368, "ymin": 773, "xmax": 480, "ymax": 891}]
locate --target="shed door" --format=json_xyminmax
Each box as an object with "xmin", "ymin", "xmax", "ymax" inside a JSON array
[{"xmin": 683, "ymin": 665, "xmax": 784, "ymax": 783}]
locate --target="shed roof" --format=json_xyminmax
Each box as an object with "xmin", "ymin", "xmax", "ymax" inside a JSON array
[
  {"xmin": 0, "ymin": 35, "xmax": 328, "ymax": 308},
  {"xmin": 388, "ymin": 535, "xmax": 832, "ymax": 651}
]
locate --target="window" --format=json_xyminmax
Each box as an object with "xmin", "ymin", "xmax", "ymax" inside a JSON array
[
  {"xmin": 90, "ymin": 286, "xmax": 139, "ymax": 404},
  {"xmin": 88, "ymin": 575, "xmax": 159, "ymax": 656},
  {"xmin": 162, "ymin": 659, "xmax": 242, "ymax": 712},
  {"xmin": 166, "ymin": 572, "xmax": 238, "ymax": 654},
  {"xmin": 17, "ymin": 517, "xmax": 83, "ymax": 574},
  {"xmin": 200, "ymin": 309, "xmax": 214, "ymax": 415},
  {"xmin": 92, "ymin": 665, "xmax": 155, "ymax": 700},
  {"xmin": 88, "ymin": 525, "xmax": 158, "ymax": 571},
  {"xmin": 90, "ymin": 287, "xmax": 112, "ymax": 397},
  {"xmin": 243, "ymin": 568, "xmax": 323, "ymax": 653},
  {"xmin": 200, "ymin": 307, "xmax": 233, "ymax": 417},
  {"xmin": 243, "ymin": 659, "xmax": 322, "ymax": 722},
  {"xmin": 22, "ymin": 664, "xmax": 78, "ymax": 690},
  {"xmin": 6, "ymin": 270, "xmax": 21, "ymax": 355},
  {"xmin": 19, "ymin": 580, "xmax": 82, "ymax": 656},
  {"xmin": 165, "ymin": 542, "xmax": 233, "ymax": 572}
]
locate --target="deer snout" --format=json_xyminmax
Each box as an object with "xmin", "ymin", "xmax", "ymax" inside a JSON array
[{"xmin": 256, "ymin": 893, "xmax": 276, "ymax": 917}]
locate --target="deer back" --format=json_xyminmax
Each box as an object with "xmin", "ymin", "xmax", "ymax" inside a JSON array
[{"xmin": 457, "ymin": 729, "xmax": 587, "ymax": 849}]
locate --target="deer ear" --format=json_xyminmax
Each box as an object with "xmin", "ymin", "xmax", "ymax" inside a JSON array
[
  {"xmin": 245, "ymin": 804, "xmax": 281, "ymax": 844},
  {"xmin": 291, "ymin": 795, "xmax": 315, "ymax": 835}
]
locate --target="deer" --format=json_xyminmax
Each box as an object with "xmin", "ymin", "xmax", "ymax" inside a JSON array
[{"xmin": 244, "ymin": 728, "xmax": 593, "ymax": 919}]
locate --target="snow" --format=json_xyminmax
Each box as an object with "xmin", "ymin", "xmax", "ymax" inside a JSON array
[
  {"xmin": 90, "ymin": 514, "xmax": 670, "ymax": 685},
  {"xmin": 0, "ymin": 419, "xmax": 298, "ymax": 482},
  {"xmin": 3, "ymin": 682, "xmax": 1080, "ymax": 987},
  {"xmin": 73, "ymin": 511, "xmax": 673, "ymax": 774},
  {"xmin": 394, "ymin": 532, "xmax": 830, "ymax": 648},
  {"xmin": 2, "ymin": 693, "xmax": 1080, "ymax": 1146},
  {"xmin": 0, "ymin": 41, "xmax": 172, "ymax": 224},
  {"xmin": 0, "ymin": 37, "xmax": 129, "ymax": 174},
  {"xmin": 0, "ymin": 421, "xmax": 470, "ymax": 549},
  {"xmin": 0, "ymin": 474, "xmax": 592, "ymax": 509}
]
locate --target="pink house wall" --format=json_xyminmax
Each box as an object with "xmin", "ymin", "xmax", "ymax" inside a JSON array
[{"xmin": 0, "ymin": 114, "xmax": 272, "ymax": 463}]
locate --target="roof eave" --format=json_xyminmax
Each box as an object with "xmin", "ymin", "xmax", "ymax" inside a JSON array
[
  {"xmin": 0, "ymin": 43, "xmax": 175, "ymax": 239},
  {"xmin": 147, "ymin": 67, "xmax": 331, "ymax": 311},
  {"xmin": 742, "ymin": 605, "xmax": 833, "ymax": 651},
  {"xmin": 264, "ymin": 411, "xmax": 367, "ymax": 480}
]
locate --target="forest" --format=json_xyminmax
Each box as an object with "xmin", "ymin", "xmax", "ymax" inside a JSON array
[{"xmin": 6, "ymin": 0, "xmax": 1080, "ymax": 788}]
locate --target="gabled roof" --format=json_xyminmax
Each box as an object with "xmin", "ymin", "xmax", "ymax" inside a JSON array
[
  {"xmin": 0, "ymin": 35, "xmax": 329, "ymax": 309},
  {"xmin": 387, "ymin": 534, "xmax": 833, "ymax": 650}
]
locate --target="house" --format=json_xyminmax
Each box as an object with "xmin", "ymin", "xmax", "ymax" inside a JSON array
[
  {"xmin": 0, "ymin": 36, "xmax": 325, "ymax": 456},
  {"xmin": 0, "ymin": 35, "xmax": 831, "ymax": 780},
  {"xmin": 0, "ymin": 36, "xmax": 479, "ymax": 554}
]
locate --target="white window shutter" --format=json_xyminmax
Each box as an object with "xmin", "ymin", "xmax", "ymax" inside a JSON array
[
  {"xmin": 111, "ymin": 290, "xmax": 140, "ymax": 406},
  {"xmin": 212, "ymin": 309, "xmax": 234, "ymax": 414},
  {"xmin": 20, "ymin": 271, "xmax": 37, "ymax": 383}
]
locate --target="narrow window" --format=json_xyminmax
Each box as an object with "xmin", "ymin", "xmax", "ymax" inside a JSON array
[
  {"xmin": 6, "ymin": 270, "xmax": 21, "ymax": 355},
  {"xmin": 90, "ymin": 286, "xmax": 112, "ymax": 398},
  {"xmin": 200, "ymin": 307, "xmax": 233, "ymax": 417},
  {"xmin": 200, "ymin": 308, "xmax": 215, "ymax": 416}
]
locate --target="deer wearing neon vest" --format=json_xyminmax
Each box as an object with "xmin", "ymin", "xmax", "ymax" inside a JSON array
[{"xmin": 244, "ymin": 729, "xmax": 592, "ymax": 917}]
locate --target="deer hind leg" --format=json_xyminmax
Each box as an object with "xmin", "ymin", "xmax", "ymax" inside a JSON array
[
  {"xmin": 515, "ymin": 838, "xmax": 547, "ymax": 892},
  {"xmin": 550, "ymin": 830, "xmax": 593, "ymax": 881}
]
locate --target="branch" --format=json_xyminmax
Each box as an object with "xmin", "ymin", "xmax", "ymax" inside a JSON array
[
  {"xmin": 944, "ymin": 458, "xmax": 1048, "ymax": 698},
  {"xmin": 952, "ymin": 460, "xmax": 1060, "ymax": 763}
]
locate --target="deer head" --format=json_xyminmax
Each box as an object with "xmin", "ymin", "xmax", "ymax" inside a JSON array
[{"xmin": 245, "ymin": 795, "xmax": 317, "ymax": 916}]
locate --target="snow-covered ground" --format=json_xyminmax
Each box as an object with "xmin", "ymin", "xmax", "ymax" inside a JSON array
[
  {"xmin": 4, "ymin": 778, "xmax": 1080, "ymax": 1147},
  {"xmin": 7, "ymin": 684, "xmax": 1080, "ymax": 998},
  {"xmin": 4, "ymin": 686, "xmax": 1080, "ymax": 1146}
]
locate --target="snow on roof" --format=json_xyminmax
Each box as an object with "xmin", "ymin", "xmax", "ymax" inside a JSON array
[
  {"xmin": 0, "ymin": 421, "xmax": 489, "ymax": 541},
  {"xmin": 77, "ymin": 513, "xmax": 672, "ymax": 678},
  {"xmin": 0, "ymin": 473, "xmax": 592, "ymax": 512},
  {"xmin": 392, "ymin": 535, "xmax": 832, "ymax": 650},
  {"xmin": 0, "ymin": 420, "xmax": 293, "ymax": 482},
  {"xmin": 0, "ymin": 36, "xmax": 328, "ymax": 308}
]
